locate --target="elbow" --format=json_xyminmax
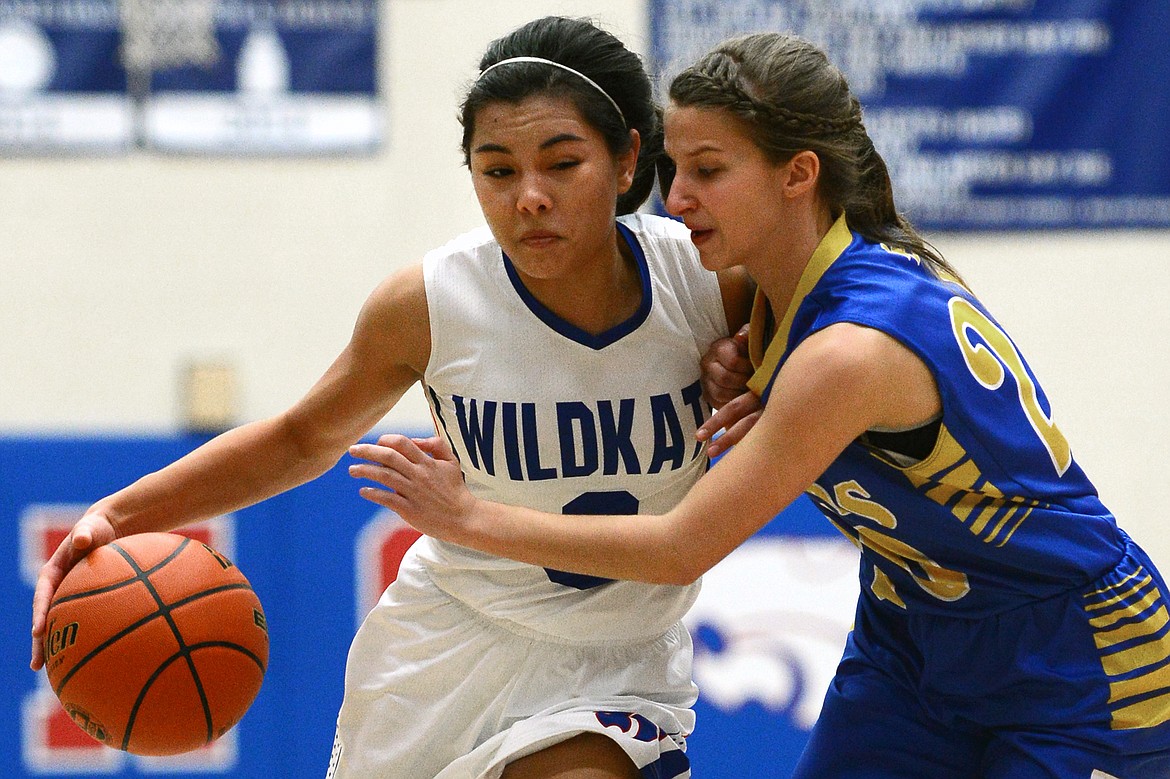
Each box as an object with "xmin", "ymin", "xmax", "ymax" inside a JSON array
[
  {"xmin": 272, "ymin": 413, "xmax": 348, "ymax": 480},
  {"xmin": 663, "ymin": 567, "xmax": 703, "ymax": 587},
  {"xmin": 657, "ymin": 545, "xmax": 710, "ymax": 587}
]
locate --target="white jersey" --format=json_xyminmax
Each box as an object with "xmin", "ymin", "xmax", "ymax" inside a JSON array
[{"xmin": 417, "ymin": 212, "xmax": 728, "ymax": 642}]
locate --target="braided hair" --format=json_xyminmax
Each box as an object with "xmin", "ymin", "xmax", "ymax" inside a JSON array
[{"xmin": 670, "ymin": 33, "xmax": 961, "ymax": 281}]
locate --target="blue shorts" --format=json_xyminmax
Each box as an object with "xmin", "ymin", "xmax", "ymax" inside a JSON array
[{"xmin": 794, "ymin": 536, "xmax": 1170, "ymax": 778}]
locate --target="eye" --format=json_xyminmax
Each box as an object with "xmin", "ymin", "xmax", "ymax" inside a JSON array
[
  {"xmin": 696, "ymin": 166, "xmax": 720, "ymax": 178},
  {"xmin": 551, "ymin": 159, "xmax": 581, "ymax": 171},
  {"xmin": 481, "ymin": 166, "xmax": 514, "ymax": 179}
]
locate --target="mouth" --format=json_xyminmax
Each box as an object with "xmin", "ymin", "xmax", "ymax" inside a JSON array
[
  {"xmin": 688, "ymin": 227, "xmax": 714, "ymax": 246},
  {"xmin": 519, "ymin": 230, "xmax": 562, "ymax": 248}
]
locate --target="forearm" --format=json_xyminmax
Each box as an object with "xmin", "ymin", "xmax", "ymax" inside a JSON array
[
  {"xmin": 454, "ymin": 500, "xmax": 699, "ymax": 586},
  {"xmin": 96, "ymin": 415, "xmax": 343, "ymax": 536}
]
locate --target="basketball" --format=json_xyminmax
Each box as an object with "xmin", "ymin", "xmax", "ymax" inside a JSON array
[{"xmin": 42, "ymin": 532, "xmax": 269, "ymax": 756}]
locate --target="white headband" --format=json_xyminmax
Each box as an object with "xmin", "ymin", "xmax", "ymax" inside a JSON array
[{"xmin": 476, "ymin": 56, "xmax": 627, "ymax": 126}]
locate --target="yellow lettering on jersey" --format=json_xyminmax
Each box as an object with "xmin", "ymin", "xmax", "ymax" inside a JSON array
[
  {"xmin": 806, "ymin": 482, "xmax": 842, "ymax": 516},
  {"xmin": 807, "ymin": 478, "xmax": 969, "ymax": 604},
  {"xmin": 870, "ymin": 565, "xmax": 906, "ymax": 608},
  {"xmin": 834, "ymin": 481, "xmax": 897, "ymax": 529},
  {"xmin": 858, "ymin": 526, "xmax": 971, "ymax": 602},
  {"xmin": 949, "ymin": 297, "xmax": 1071, "ymax": 476}
]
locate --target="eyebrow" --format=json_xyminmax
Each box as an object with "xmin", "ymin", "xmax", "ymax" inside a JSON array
[
  {"xmin": 472, "ymin": 132, "xmax": 588, "ymax": 155},
  {"xmin": 672, "ymin": 143, "xmax": 724, "ymax": 157}
]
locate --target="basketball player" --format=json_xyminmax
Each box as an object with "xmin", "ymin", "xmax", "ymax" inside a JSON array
[
  {"xmin": 349, "ymin": 32, "xmax": 1170, "ymax": 778},
  {"xmin": 31, "ymin": 17, "xmax": 754, "ymax": 778}
]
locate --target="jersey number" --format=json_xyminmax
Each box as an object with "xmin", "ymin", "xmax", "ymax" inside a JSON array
[
  {"xmin": 544, "ymin": 490, "xmax": 638, "ymax": 590},
  {"xmin": 807, "ymin": 480, "xmax": 970, "ymax": 605},
  {"xmin": 949, "ymin": 297, "xmax": 1071, "ymax": 476}
]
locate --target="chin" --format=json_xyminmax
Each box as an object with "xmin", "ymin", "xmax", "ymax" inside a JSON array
[{"xmin": 696, "ymin": 248, "xmax": 732, "ymax": 272}]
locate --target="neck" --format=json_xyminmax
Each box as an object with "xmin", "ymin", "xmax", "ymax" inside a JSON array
[
  {"xmin": 750, "ymin": 201, "xmax": 836, "ymax": 315},
  {"xmin": 519, "ymin": 229, "xmax": 642, "ymax": 336}
]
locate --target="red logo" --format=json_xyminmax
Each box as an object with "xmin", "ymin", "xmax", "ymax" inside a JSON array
[
  {"xmin": 20, "ymin": 504, "xmax": 239, "ymax": 773},
  {"xmin": 354, "ymin": 509, "xmax": 423, "ymax": 626}
]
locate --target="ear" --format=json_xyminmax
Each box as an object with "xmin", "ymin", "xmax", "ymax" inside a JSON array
[
  {"xmin": 616, "ymin": 128, "xmax": 641, "ymax": 194},
  {"xmin": 782, "ymin": 150, "xmax": 820, "ymax": 198}
]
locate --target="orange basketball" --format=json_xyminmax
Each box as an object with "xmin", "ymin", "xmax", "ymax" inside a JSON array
[{"xmin": 42, "ymin": 532, "xmax": 269, "ymax": 756}]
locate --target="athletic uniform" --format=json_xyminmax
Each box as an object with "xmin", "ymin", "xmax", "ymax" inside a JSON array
[
  {"xmin": 329, "ymin": 213, "xmax": 728, "ymax": 778},
  {"xmin": 747, "ymin": 215, "xmax": 1170, "ymax": 778}
]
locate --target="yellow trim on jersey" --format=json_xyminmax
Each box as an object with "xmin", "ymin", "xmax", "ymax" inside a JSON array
[
  {"xmin": 1083, "ymin": 568, "xmax": 1170, "ymax": 729},
  {"xmin": 747, "ymin": 214, "xmax": 854, "ymax": 396},
  {"xmin": 882, "ymin": 423, "xmax": 1044, "ymax": 547}
]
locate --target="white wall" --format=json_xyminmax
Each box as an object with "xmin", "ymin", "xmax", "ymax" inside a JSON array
[
  {"xmin": 2, "ymin": 0, "xmax": 1168, "ymax": 566},
  {"xmin": 933, "ymin": 230, "xmax": 1170, "ymax": 567},
  {"xmin": 0, "ymin": 0, "xmax": 650, "ymax": 434}
]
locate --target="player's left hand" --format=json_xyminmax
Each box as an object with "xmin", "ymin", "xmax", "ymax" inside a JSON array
[
  {"xmin": 697, "ymin": 390, "xmax": 763, "ymax": 458},
  {"xmin": 348, "ymin": 434, "xmax": 477, "ymax": 542}
]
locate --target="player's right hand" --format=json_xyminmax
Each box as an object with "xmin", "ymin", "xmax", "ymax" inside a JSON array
[
  {"xmin": 31, "ymin": 511, "xmax": 118, "ymax": 671},
  {"xmin": 700, "ymin": 325, "xmax": 753, "ymax": 409}
]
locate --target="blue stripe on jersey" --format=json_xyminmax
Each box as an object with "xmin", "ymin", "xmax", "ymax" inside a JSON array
[
  {"xmin": 641, "ymin": 749, "xmax": 690, "ymax": 779},
  {"xmin": 502, "ymin": 222, "xmax": 653, "ymax": 350}
]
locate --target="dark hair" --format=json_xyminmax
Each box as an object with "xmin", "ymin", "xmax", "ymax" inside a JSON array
[
  {"xmin": 669, "ymin": 33, "xmax": 961, "ymax": 281},
  {"xmin": 460, "ymin": 16, "xmax": 664, "ymax": 215}
]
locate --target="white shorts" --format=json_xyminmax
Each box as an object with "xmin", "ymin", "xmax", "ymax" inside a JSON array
[{"xmin": 327, "ymin": 559, "xmax": 697, "ymax": 779}]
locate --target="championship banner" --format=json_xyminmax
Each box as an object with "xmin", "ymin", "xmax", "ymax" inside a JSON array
[
  {"xmin": 138, "ymin": 0, "xmax": 379, "ymax": 154},
  {"xmin": 652, "ymin": 0, "xmax": 1170, "ymax": 230},
  {"xmin": 0, "ymin": 0, "xmax": 133, "ymax": 153}
]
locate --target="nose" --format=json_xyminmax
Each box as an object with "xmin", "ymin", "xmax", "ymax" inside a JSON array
[
  {"xmin": 516, "ymin": 174, "xmax": 552, "ymax": 214},
  {"xmin": 664, "ymin": 177, "xmax": 694, "ymax": 216}
]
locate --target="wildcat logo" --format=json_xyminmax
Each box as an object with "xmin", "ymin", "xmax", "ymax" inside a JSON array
[{"xmin": 683, "ymin": 536, "xmax": 859, "ymax": 729}]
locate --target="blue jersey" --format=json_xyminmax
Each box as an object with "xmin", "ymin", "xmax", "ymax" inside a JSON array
[{"xmin": 748, "ymin": 216, "xmax": 1125, "ymax": 618}]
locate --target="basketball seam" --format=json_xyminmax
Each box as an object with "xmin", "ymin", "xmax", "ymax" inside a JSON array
[
  {"xmin": 123, "ymin": 641, "xmax": 267, "ymax": 752},
  {"xmin": 49, "ymin": 536, "xmax": 190, "ymax": 606},
  {"xmin": 110, "ymin": 538, "xmax": 219, "ymax": 752},
  {"xmin": 51, "ymin": 582, "xmax": 258, "ymax": 698},
  {"xmin": 48, "ymin": 535, "xmax": 268, "ymax": 756}
]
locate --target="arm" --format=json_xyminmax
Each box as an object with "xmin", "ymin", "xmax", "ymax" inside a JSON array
[
  {"xmin": 32, "ymin": 265, "xmax": 430, "ymax": 669},
  {"xmin": 350, "ymin": 322, "xmax": 941, "ymax": 585}
]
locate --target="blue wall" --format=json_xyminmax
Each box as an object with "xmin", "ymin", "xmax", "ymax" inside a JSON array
[{"xmin": 3, "ymin": 436, "xmax": 853, "ymax": 777}]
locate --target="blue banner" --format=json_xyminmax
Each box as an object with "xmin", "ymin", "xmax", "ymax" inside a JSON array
[
  {"xmin": 652, "ymin": 0, "xmax": 1170, "ymax": 230},
  {"xmin": 141, "ymin": 0, "xmax": 380, "ymax": 154},
  {"xmin": 0, "ymin": 0, "xmax": 133, "ymax": 153},
  {"xmin": 0, "ymin": 0, "xmax": 379, "ymax": 155},
  {"xmin": 1, "ymin": 435, "xmax": 856, "ymax": 777}
]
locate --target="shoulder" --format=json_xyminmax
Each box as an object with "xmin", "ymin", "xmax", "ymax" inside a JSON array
[
  {"xmin": 619, "ymin": 212, "xmax": 692, "ymax": 247},
  {"xmin": 618, "ymin": 213, "xmax": 703, "ymax": 276},
  {"xmin": 355, "ymin": 263, "xmax": 429, "ymax": 375},
  {"xmin": 786, "ymin": 322, "xmax": 940, "ymax": 431},
  {"xmin": 809, "ymin": 238, "xmax": 965, "ymax": 333},
  {"xmin": 829, "ymin": 237, "xmax": 933, "ymax": 285},
  {"xmin": 423, "ymin": 224, "xmax": 498, "ymax": 269}
]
